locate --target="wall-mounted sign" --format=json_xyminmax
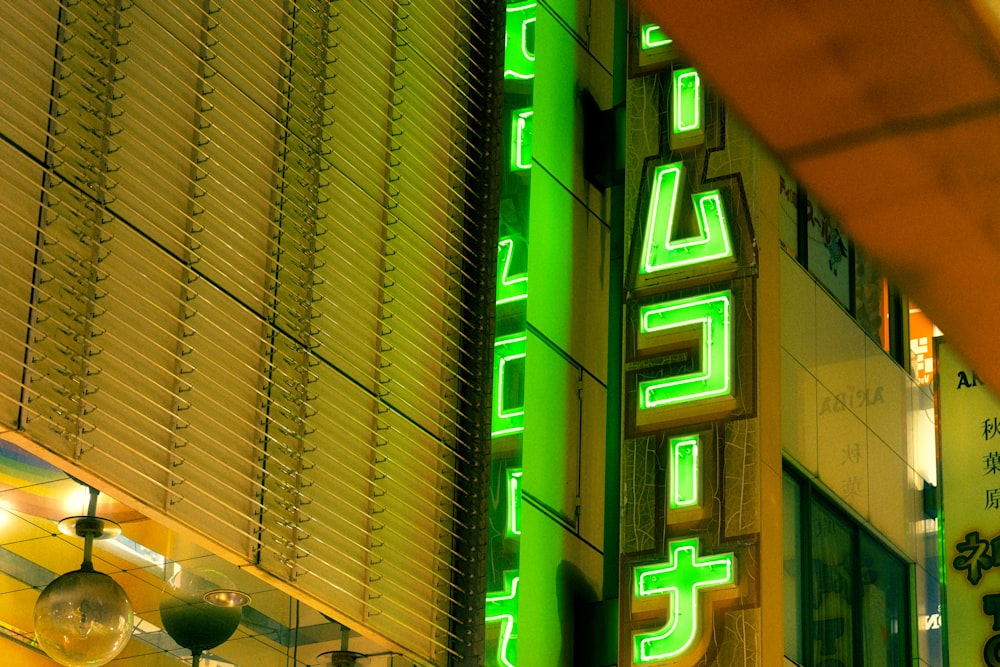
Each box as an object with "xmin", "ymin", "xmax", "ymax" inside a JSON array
[
  {"xmin": 622, "ymin": 28, "xmax": 756, "ymax": 666},
  {"xmin": 623, "ymin": 426, "xmax": 740, "ymax": 666},
  {"xmin": 504, "ymin": 1, "xmax": 536, "ymax": 80},
  {"xmin": 669, "ymin": 68, "xmax": 703, "ymax": 149},
  {"xmin": 633, "ymin": 22, "xmax": 680, "ymax": 72},
  {"xmin": 486, "ymin": 570, "xmax": 520, "ymax": 667},
  {"xmin": 938, "ymin": 338, "xmax": 1000, "ymax": 666},
  {"xmin": 639, "ymin": 162, "xmax": 733, "ymax": 279}
]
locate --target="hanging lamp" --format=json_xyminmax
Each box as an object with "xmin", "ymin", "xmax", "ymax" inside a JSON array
[{"xmin": 33, "ymin": 486, "xmax": 134, "ymax": 666}]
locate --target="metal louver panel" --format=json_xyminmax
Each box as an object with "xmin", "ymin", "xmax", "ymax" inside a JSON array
[{"xmin": 0, "ymin": 0, "xmax": 501, "ymax": 664}]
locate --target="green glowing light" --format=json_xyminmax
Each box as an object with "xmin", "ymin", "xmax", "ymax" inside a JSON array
[
  {"xmin": 497, "ymin": 237, "xmax": 528, "ymax": 305},
  {"xmin": 638, "ymin": 291, "xmax": 732, "ymax": 408},
  {"xmin": 492, "ymin": 334, "xmax": 526, "ymax": 437},
  {"xmin": 669, "ymin": 436, "xmax": 699, "ymax": 509},
  {"xmin": 486, "ymin": 570, "xmax": 519, "ymax": 667},
  {"xmin": 671, "ymin": 68, "xmax": 702, "ymax": 137},
  {"xmin": 640, "ymin": 24, "xmax": 672, "ymax": 50},
  {"xmin": 506, "ymin": 469, "xmax": 523, "ymax": 537},
  {"xmin": 511, "ymin": 108, "xmax": 533, "ymax": 171},
  {"xmin": 633, "ymin": 538, "xmax": 735, "ymax": 663},
  {"xmin": 640, "ymin": 163, "xmax": 733, "ymax": 275},
  {"xmin": 504, "ymin": 2, "xmax": 536, "ymax": 80}
]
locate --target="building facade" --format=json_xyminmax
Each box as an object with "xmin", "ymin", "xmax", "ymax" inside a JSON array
[{"xmin": 0, "ymin": 1, "xmax": 945, "ymax": 666}]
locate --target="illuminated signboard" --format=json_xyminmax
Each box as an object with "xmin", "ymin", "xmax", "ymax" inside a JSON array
[
  {"xmin": 511, "ymin": 108, "xmax": 533, "ymax": 171},
  {"xmin": 497, "ymin": 236, "xmax": 528, "ymax": 306},
  {"xmin": 632, "ymin": 538, "xmax": 736, "ymax": 665},
  {"xmin": 640, "ymin": 24, "xmax": 672, "ymax": 51},
  {"xmin": 504, "ymin": 1, "xmax": 536, "ymax": 80},
  {"xmin": 938, "ymin": 338, "xmax": 1000, "ymax": 666},
  {"xmin": 637, "ymin": 291, "xmax": 732, "ymax": 409},
  {"xmin": 639, "ymin": 162, "xmax": 734, "ymax": 277},
  {"xmin": 623, "ymin": 32, "xmax": 752, "ymax": 666},
  {"xmin": 486, "ymin": 570, "xmax": 520, "ymax": 667},
  {"xmin": 488, "ymin": 2, "xmax": 536, "ymax": 662},
  {"xmin": 669, "ymin": 435, "xmax": 699, "ymax": 510},
  {"xmin": 670, "ymin": 68, "xmax": 703, "ymax": 149}
]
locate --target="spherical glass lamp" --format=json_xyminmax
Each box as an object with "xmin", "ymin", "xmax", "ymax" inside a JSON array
[
  {"xmin": 33, "ymin": 568, "xmax": 133, "ymax": 667},
  {"xmin": 160, "ymin": 566, "xmax": 249, "ymax": 667},
  {"xmin": 33, "ymin": 489, "xmax": 134, "ymax": 667}
]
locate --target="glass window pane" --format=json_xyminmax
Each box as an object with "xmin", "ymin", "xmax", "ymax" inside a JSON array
[
  {"xmin": 811, "ymin": 501, "xmax": 855, "ymax": 665},
  {"xmin": 860, "ymin": 533, "xmax": 908, "ymax": 667},
  {"xmin": 783, "ymin": 473, "xmax": 803, "ymax": 662},
  {"xmin": 854, "ymin": 253, "xmax": 889, "ymax": 352}
]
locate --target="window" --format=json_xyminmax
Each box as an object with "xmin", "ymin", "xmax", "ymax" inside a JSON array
[
  {"xmin": 779, "ymin": 169, "xmax": 937, "ymax": 386},
  {"xmin": 783, "ymin": 467, "xmax": 911, "ymax": 666}
]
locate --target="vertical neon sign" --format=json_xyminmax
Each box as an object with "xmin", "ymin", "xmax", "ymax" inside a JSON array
[
  {"xmin": 640, "ymin": 24, "xmax": 672, "ymax": 51},
  {"xmin": 511, "ymin": 109, "xmax": 534, "ymax": 171},
  {"xmin": 624, "ymin": 41, "xmax": 747, "ymax": 665},
  {"xmin": 504, "ymin": 1, "xmax": 536, "ymax": 80},
  {"xmin": 670, "ymin": 68, "xmax": 703, "ymax": 148},
  {"xmin": 638, "ymin": 291, "xmax": 732, "ymax": 408},
  {"xmin": 486, "ymin": 571, "xmax": 520, "ymax": 667},
  {"xmin": 669, "ymin": 436, "xmax": 699, "ymax": 509},
  {"xmin": 487, "ymin": 2, "xmax": 537, "ymax": 665},
  {"xmin": 633, "ymin": 539, "xmax": 736, "ymax": 664},
  {"xmin": 639, "ymin": 163, "xmax": 733, "ymax": 276}
]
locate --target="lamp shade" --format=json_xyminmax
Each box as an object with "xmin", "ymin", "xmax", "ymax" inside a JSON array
[
  {"xmin": 33, "ymin": 569, "xmax": 134, "ymax": 667},
  {"xmin": 159, "ymin": 567, "xmax": 243, "ymax": 653}
]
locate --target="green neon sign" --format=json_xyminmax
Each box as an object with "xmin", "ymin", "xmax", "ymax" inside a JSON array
[
  {"xmin": 506, "ymin": 468, "xmax": 523, "ymax": 537},
  {"xmin": 640, "ymin": 163, "xmax": 733, "ymax": 275},
  {"xmin": 486, "ymin": 570, "xmax": 519, "ymax": 667},
  {"xmin": 633, "ymin": 538, "xmax": 735, "ymax": 663},
  {"xmin": 640, "ymin": 24, "xmax": 672, "ymax": 50},
  {"xmin": 504, "ymin": 2, "xmax": 536, "ymax": 80},
  {"xmin": 638, "ymin": 291, "xmax": 732, "ymax": 408},
  {"xmin": 669, "ymin": 436, "xmax": 699, "ymax": 509},
  {"xmin": 671, "ymin": 68, "xmax": 702, "ymax": 137},
  {"xmin": 492, "ymin": 334, "xmax": 526, "ymax": 437},
  {"xmin": 511, "ymin": 108, "xmax": 533, "ymax": 171},
  {"xmin": 497, "ymin": 237, "xmax": 528, "ymax": 305}
]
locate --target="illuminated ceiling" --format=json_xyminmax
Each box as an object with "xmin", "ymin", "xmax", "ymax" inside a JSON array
[
  {"xmin": 635, "ymin": 0, "xmax": 1000, "ymax": 391},
  {"xmin": 0, "ymin": 437, "xmax": 402, "ymax": 666}
]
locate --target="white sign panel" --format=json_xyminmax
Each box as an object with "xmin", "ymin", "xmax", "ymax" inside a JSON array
[{"xmin": 938, "ymin": 338, "xmax": 1000, "ymax": 666}]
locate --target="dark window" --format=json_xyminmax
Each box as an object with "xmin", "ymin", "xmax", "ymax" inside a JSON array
[{"xmin": 783, "ymin": 467, "xmax": 911, "ymax": 666}]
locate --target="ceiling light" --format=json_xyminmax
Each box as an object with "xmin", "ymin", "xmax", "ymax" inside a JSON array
[
  {"xmin": 202, "ymin": 589, "xmax": 252, "ymax": 608},
  {"xmin": 160, "ymin": 568, "xmax": 249, "ymax": 666},
  {"xmin": 32, "ymin": 486, "xmax": 134, "ymax": 667}
]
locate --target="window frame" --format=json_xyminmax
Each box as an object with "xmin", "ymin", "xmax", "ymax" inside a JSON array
[{"xmin": 783, "ymin": 464, "xmax": 913, "ymax": 666}]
